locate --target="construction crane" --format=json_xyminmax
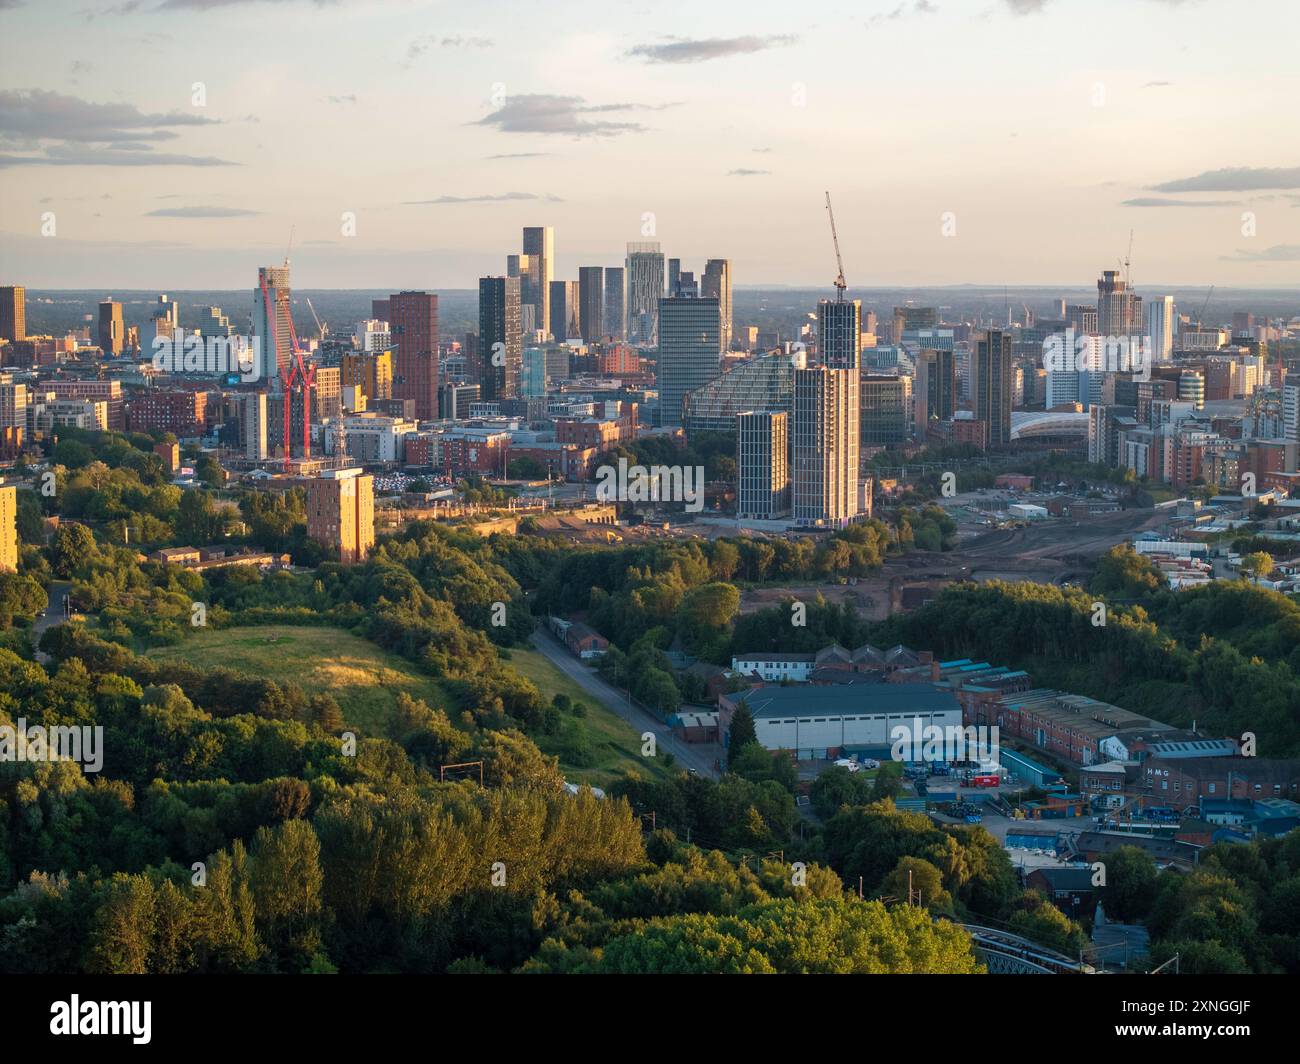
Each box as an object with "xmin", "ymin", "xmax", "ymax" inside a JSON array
[
  {"xmin": 1198, "ymin": 284, "xmax": 1215, "ymax": 328},
  {"xmin": 306, "ymin": 296, "xmax": 327, "ymax": 342},
  {"xmin": 824, "ymin": 191, "xmax": 847, "ymax": 301}
]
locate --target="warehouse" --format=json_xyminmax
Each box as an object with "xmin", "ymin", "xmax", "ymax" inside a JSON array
[{"xmin": 719, "ymin": 683, "xmax": 962, "ymax": 760}]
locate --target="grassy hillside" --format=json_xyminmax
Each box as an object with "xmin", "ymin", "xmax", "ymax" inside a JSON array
[
  {"xmin": 146, "ymin": 625, "xmax": 667, "ymax": 785},
  {"xmin": 146, "ymin": 624, "xmax": 451, "ymax": 736},
  {"xmin": 503, "ymin": 646, "xmax": 671, "ymax": 787}
]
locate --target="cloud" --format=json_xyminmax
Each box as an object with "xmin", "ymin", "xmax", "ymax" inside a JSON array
[
  {"xmin": 0, "ymin": 88, "xmax": 218, "ymax": 144},
  {"xmin": 403, "ymin": 192, "xmax": 563, "ymax": 205},
  {"xmin": 1007, "ymin": 0, "xmax": 1192, "ymax": 9},
  {"xmin": 407, "ymin": 33, "xmax": 492, "ymax": 63},
  {"xmin": 867, "ymin": 2, "xmax": 939, "ymax": 25},
  {"xmin": 1220, "ymin": 244, "xmax": 1300, "ymax": 263},
  {"xmin": 626, "ymin": 34, "xmax": 796, "ymax": 64},
  {"xmin": 157, "ymin": 0, "xmax": 342, "ymax": 8},
  {"xmin": 1122, "ymin": 196, "xmax": 1236, "ymax": 207},
  {"xmin": 486, "ymin": 152, "xmax": 551, "ymax": 159},
  {"xmin": 146, "ymin": 205, "xmax": 260, "ymax": 217},
  {"xmin": 1144, "ymin": 80, "xmax": 1172, "ymax": 87},
  {"xmin": 0, "ymin": 146, "xmax": 237, "ymax": 167},
  {"xmin": 728, "ymin": 168, "xmax": 770, "ymax": 177},
  {"xmin": 326, "ymin": 94, "xmax": 357, "ymax": 105},
  {"xmin": 1149, "ymin": 166, "xmax": 1300, "ymax": 192},
  {"xmin": 474, "ymin": 93, "xmax": 661, "ymax": 138}
]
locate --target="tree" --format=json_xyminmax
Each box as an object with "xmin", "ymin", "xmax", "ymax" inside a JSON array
[
  {"xmin": 1101, "ymin": 846, "xmax": 1158, "ymax": 922},
  {"xmin": 595, "ymin": 898, "xmax": 981, "ymax": 974},
  {"xmin": 49, "ymin": 522, "xmax": 97, "ymax": 578},
  {"xmin": 1241, "ymin": 551, "xmax": 1274, "ymax": 583},
  {"xmin": 727, "ymin": 703, "xmax": 758, "ymax": 769},
  {"xmin": 881, "ymin": 857, "xmax": 953, "ymax": 914}
]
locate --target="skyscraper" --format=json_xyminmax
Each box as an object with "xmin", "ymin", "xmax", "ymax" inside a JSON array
[
  {"xmin": 916, "ymin": 347, "xmax": 956, "ymax": 425},
  {"xmin": 792, "ymin": 365, "xmax": 859, "ymax": 527},
  {"xmin": 479, "ymin": 275, "xmax": 522, "ymax": 401},
  {"xmin": 737, "ymin": 410, "xmax": 790, "ymax": 519},
  {"xmin": 522, "ymin": 226, "xmax": 554, "ymax": 338},
  {"xmin": 657, "ymin": 295, "xmax": 721, "ymax": 428},
  {"xmin": 974, "ymin": 329, "xmax": 1013, "ymax": 449},
  {"xmin": 818, "ymin": 298, "xmax": 862, "ymax": 369},
  {"xmin": 507, "ymin": 253, "xmax": 538, "ymax": 336},
  {"xmin": 578, "ymin": 267, "xmax": 605, "ymax": 343},
  {"xmin": 254, "ymin": 264, "xmax": 293, "ymax": 383},
  {"xmin": 603, "ymin": 266, "xmax": 627, "ymax": 340},
  {"xmin": 626, "ymin": 242, "xmax": 665, "ymax": 347},
  {"xmin": 701, "ymin": 259, "xmax": 733, "ymax": 352},
  {"xmin": 548, "ymin": 280, "xmax": 579, "ymax": 343},
  {"xmin": 97, "ymin": 300, "xmax": 124, "ymax": 356},
  {"xmin": 387, "ymin": 291, "xmax": 439, "ymax": 422},
  {"xmin": 1146, "ymin": 295, "xmax": 1174, "ymax": 363},
  {"xmin": 1097, "ymin": 269, "xmax": 1141, "ymax": 336},
  {"xmin": 667, "ymin": 258, "xmax": 681, "ymax": 297},
  {"xmin": 0, "ymin": 286, "xmax": 25, "ymax": 343}
]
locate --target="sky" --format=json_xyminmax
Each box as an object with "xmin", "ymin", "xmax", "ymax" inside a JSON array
[{"xmin": 0, "ymin": 0, "xmax": 1298, "ymax": 291}]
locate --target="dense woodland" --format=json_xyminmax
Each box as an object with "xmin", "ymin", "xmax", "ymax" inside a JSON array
[{"xmin": 1, "ymin": 432, "xmax": 1297, "ymax": 972}]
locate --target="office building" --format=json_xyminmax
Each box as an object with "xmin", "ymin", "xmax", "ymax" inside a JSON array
[
  {"xmin": 701, "ymin": 259, "xmax": 733, "ymax": 352},
  {"xmin": 683, "ymin": 351, "xmax": 795, "ymax": 436},
  {"xmin": 1145, "ymin": 296, "xmax": 1174, "ymax": 364},
  {"xmin": 737, "ymin": 410, "xmax": 790, "ymax": 519},
  {"xmin": 604, "ymin": 266, "xmax": 627, "ymax": 341},
  {"xmin": 974, "ymin": 329, "xmax": 1013, "ymax": 448},
  {"xmin": 387, "ymin": 291, "xmax": 438, "ymax": 422},
  {"xmin": 916, "ymin": 347, "xmax": 956, "ymax": 428},
  {"xmin": 1067, "ymin": 304, "xmax": 1099, "ymax": 335},
  {"xmin": 479, "ymin": 275, "xmax": 522, "ymax": 402},
  {"xmin": 861, "ymin": 374, "xmax": 913, "ymax": 445},
  {"xmin": 578, "ymin": 267, "xmax": 604, "ymax": 343},
  {"xmin": 626, "ymin": 242, "xmax": 665, "ymax": 347},
  {"xmin": 306, "ymin": 468, "xmax": 374, "ymax": 565},
  {"xmin": 548, "ymin": 280, "xmax": 579, "ymax": 343},
  {"xmin": 522, "ymin": 226, "xmax": 554, "ymax": 338},
  {"xmin": 97, "ymin": 300, "xmax": 125, "ymax": 356},
  {"xmin": 891, "ymin": 306, "xmax": 938, "ymax": 344},
  {"xmin": 0, "ymin": 286, "xmax": 25, "ymax": 343},
  {"xmin": 657, "ymin": 295, "xmax": 721, "ymax": 428}
]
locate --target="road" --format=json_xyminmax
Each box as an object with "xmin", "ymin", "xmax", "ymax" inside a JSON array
[
  {"xmin": 529, "ymin": 628, "xmax": 722, "ymax": 779},
  {"xmin": 31, "ymin": 581, "xmax": 71, "ymax": 665}
]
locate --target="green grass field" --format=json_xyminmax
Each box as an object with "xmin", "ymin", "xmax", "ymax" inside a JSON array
[
  {"xmin": 504, "ymin": 646, "xmax": 671, "ymax": 787},
  {"xmin": 146, "ymin": 625, "xmax": 451, "ymax": 736},
  {"xmin": 146, "ymin": 625, "xmax": 664, "ymax": 786}
]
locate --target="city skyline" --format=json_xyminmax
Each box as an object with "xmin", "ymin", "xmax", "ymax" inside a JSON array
[{"xmin": 1, "ymin": 0, "xmax": 1297, "ymax": 289}]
